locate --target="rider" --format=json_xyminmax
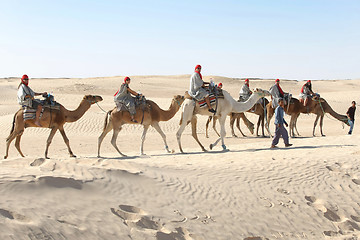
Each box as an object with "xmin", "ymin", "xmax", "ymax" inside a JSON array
[
  {"xmin": 114, "ymin": 76, "xmax": 142, "ymax": 123},
  {"xmin": 269, "ymin": 79, "xmax": 289, "ymax": 108},
  {"xmin": 189, "ymin": 65, "xmax": 216, "ymax": 113},
  {"xmin": 299, "ymin": 80, "xmax": 314, "ymax": 107},
  {"xmin": 17, "ymin": 74, "xmax": 47, "ymax": 127},
  {"xmin": 239, "ymin": 79, "xmax": 252, "ymax": 102}
]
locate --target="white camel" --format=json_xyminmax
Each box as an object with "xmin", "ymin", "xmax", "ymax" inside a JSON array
[{"xmin": 176, "ymin": 88, "xmax": 270, "ymax": 152}]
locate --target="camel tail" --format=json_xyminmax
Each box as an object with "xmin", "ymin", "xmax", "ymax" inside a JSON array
[
  {"xmin": 7, "ymin": 110, "xmax": 19, "ymax": 141},
  {"xmin": 103, "ymin": 110, "xmax": 112, "ymax": 131}
]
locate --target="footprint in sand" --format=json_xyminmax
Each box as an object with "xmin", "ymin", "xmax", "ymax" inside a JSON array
[
  {"xmin": 304, "ymin": 196, "xmax": 326, "ymax": 212},
  {"xmin": 30, "ymin": 158, "xmax": 45, "ymax": 166},
  {"xmin": 326, "ymin": 165, "xmax": 341, "ymax": 172},
  {"xmin": 277, "ymin": 188, "xmax": 290, "ymax": 195},
  {"xmin": 323, "ymin": 209, "xmax": 341, "ymax": 222},
  {"xmin": 156, "ymin": 227, "xmax": 201, "ymax": 240},
  {"xmin": 111, "ymin": 204, "xmax": 146, "ymax": 222},
  {"xmin": 111, "ymin": 205, "xmax": 162, "ymax": 231},
  {"xmin": 0, "ymin": 208, "xmax": 31, "ymax": 222},
  {"xmin": 337, "ymin": 220, "xmax": 360, "ymax": 235},
  {"xmin": 351, "ymin": 215, "xmax": 360, "ymax": 222},
  {"xmin": 352, "ymin": 179, "xmax": 360, "ymax": 185}
]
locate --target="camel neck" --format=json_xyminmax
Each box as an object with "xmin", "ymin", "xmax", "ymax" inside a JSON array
[
  {"xmin": 159, "ymin": 100, "xmax": 180, "ymax": 121},
  {"xmin": 231, "ymin": 93, "xmax": 261, "ymax": 113},
  {"xmin": 64, "ymin": 99, "xmax": 91, "ymax": 123},
  {"xmin": 318, "ymin": 99, "xmax": 348, "ymax": 123}
]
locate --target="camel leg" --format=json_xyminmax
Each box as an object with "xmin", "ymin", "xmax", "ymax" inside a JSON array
[
  {"xmin": 240, "ymin": 113, "xmax": 254, "ymax": 135},
  {"xmin": 256, "ymin": 116, "xmax": 261, "ymax": 137},
  {"xmin": 151, "ymin": 122, "xmax": 171, "ymax": 153},
  {"xmin": 205, "ymin": 116, "xmax": 212, "ymax": 138},
  {"xmin": 212, "ymin": 116, "xmax": 220, "ymax": 137},
  {"xmin": 111, "ymin": 127, "xmax": 127, "ymax": 157},
  {"xmin": 320, "ymin": 115, "xmax": 325, "ymax": 137},
  {"xmin": 265, "ymin": 106, "xmax": 274, "ymax": 137},
  {"xmin": 58, "ymin": 126, "xmax": 76, "ymax": 158},
  {"xmin": 191, "ymin": 116, "xmax": 206, "ymax": 152},
  {"xmin": 97, "ymin": 119, "xmax": 114, "ymax": 157},
  {"xmin": 289, "ymin": 115, "xmax": 296, "ymax": 137},
  {"xmin": 313, "ymin": 114, "xmax": 320, "ymax": 137},
  {"xmin": 210, "ymin": 115, "xmax": 227, "ymax": 150},
  {"xmin": 140, "ymin": 125, "xmax": 150, "ymax": 155},
  {"xmin": 236, "ymin": 116, "xmax": 246, "ymax": 137},
  {"xmin": 294, "ymin": 113, "xmax": 300, "ymax": 136},
  {"xmin": 14, "ymin": 134, "xmax": 25, "ymax": 158},
  {"xmin": 229, "ymin": 114, "xmax": 238, "ymax": 138},
  {"xmin": 4, "ymin": 129, "xmax": 24, "ymax": 159},
  {"xmin": 260, "ymin": 115, "xmax": 265, "ymax": 137},
  {"xmin": 45, "ymin": 127, "xmax": 58, "ymax": 159},
  {"xmin": 176, "ymin": 101, "xmax": 195, "ymax": 153}
]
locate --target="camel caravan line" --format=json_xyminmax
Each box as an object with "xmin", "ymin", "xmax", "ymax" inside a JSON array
[{"xmin": 4, "ymin": 75, "xmax": 350, "ymax": 159}]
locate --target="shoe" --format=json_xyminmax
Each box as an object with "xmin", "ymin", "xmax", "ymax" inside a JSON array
[
  {"xmin": 208, "ymin": 108, "xmax": 216, "ymax": 113},
  {"xmin": 270, "ymin": 145, "xmax": 277, "ymax": 149},
  {"xmin": 285, "ymin": 144, "xmax": 293, "ymax": 147}
]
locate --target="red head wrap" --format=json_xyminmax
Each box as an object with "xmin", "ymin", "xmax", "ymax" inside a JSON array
[
  {"xmin": 245, "ymin": 78, "xmax": 249, "ymax": 86},
  {"xmin": 124, "ymin": 76, "xmax": 130, "ymax": 83},
  {"xmin": 218, "ymin": 83, "xmax": 223, "ymax": 87},
  {"xmin": 275, "ymin": 79, "xmax": 280, "ymax": 83},
  {"xmin": 21, "ymin": 74, "xmax": 29, "ymax": 86},
  {"xmin": 307, "ymin": 80, "xmax": 311, "ymax": 83},
  {"xmin": 194, "ymin": 65, "xmax": 202, "ymax": 79}
]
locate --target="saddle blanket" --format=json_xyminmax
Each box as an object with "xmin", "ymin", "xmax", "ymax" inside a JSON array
[
  {"xmin": 115, "ymin": 99, "xmax": 150, "ymax": 113},
  {"xmin": 198, "ymin": 93, "xmax": 217, "ymax": 108},
  {"xmin": 23, "ymin": 104, "xmax": 60, "ymax": 121}
]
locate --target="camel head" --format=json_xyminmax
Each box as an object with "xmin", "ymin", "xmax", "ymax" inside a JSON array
[
  {"xmin": 83, "ymin": 95, "xmax": 103, "ymax": 104},
  {"xmin": 172, "ymin": 95, "xmax": 185, "ymax": 108},
  {"xmin": 253, "ymin": 88, "xmax": 271, "ymax": 97}
]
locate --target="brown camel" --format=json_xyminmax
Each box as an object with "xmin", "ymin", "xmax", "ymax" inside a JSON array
[
  {"xmin": 229, "ymin": 98, "xmax": 270, "ymax": 137},
  {"xmin": 97, "ymin": 95, "xmax": 185, "ymax": 157},
  {"xmin": 205, "ymin": 113, "xmax": 254, "ymax": 138},
  {"xmin": 4, "ymin": 95, "xmax": 103, "ymax": 159},
  {"xmin": 265, "ymin": 96, "xmax": 349, "ymax": 137}
]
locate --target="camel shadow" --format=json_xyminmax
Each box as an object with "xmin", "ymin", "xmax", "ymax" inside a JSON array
[{"xmin": 227, "ymin": 144, "xmax": 356, "ymax": 153}]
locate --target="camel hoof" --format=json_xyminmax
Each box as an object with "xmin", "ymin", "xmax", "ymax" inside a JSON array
[
  {"xmin": 321, "ymin": 135, "xmax": 326, "ymax": 137},
  {"xmin": 4, "ymin": 156, "xmax": 7, "ymax": 159},
  {"xmin": 232, "ymin": 134, "xmax": 238, "ymax": 138},
  {"xmin": 209, "ymin": 144, "xmax": 213, "ymax": 150}
]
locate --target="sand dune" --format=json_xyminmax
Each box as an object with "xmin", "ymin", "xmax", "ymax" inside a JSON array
[{"xmin": 0, "ymin": 76, "xmax": 359, "ymax": 239}]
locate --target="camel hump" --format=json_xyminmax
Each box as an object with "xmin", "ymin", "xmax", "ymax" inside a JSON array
[{"xmin": 184, "ymin": 91, "xmax": 192, "ymax": 100}]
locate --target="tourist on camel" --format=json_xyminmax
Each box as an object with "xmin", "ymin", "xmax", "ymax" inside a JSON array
[
  {"xmin": 347, "ymin": 101, "xmax": 356, "ymax": 135},
  {"xmin": 299, "ymin": 80, "xmax": 314, "ymax": 107},
  {"xmin": 17, "ymin": 74, "xmax": 47, "ymax": 127},
  {"xmin": 188, "ymin": 65, "xmax": 216, "ymax": 113},
  {"xmin": 239, "ymin": 79, "xmax": 252, "ymax": 102},
  {"xmin": 114, "ymin": 76, "xmax": 143, "ymax": 123},
  {"xmin": 271, "ymin": 98, "xmax": 292, "ymax": 149},
  {"xmin": 269, "ymin": 79, "xmax": 290, "ymax": 108}
]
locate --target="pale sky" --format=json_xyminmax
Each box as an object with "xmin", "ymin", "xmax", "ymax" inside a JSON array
[{"xmin": 1, "ymin": 0, "xmax": 359, "ymax": 80}]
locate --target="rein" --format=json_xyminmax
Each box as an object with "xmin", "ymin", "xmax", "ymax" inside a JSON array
[{"xmin": 93, "ymin": 99, "xmax": 107, "ymax": 113}]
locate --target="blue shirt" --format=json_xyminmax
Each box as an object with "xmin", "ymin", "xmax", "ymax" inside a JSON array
[{"xmin": 274, "ymin": 105, "xmax": 288, "ymax": 125}]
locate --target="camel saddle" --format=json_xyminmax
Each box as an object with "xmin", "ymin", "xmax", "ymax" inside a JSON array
[
  {"xmin": 184, "ymin": 88, "xmax": 224, "ymax": 106},
  {"xmin": 22, "ymin": 102, "xmax": 60, "ymax": 121},
  {"xmin": 115, "ymin": 97, "xmax": 151, "ymax": 113}
]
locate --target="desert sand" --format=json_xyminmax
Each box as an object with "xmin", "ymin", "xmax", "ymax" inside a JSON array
[{"xmin": 1, "ymin": 75, "xmax": 359, "ymax": 240}]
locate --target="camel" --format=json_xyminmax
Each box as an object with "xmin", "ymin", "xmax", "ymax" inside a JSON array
[
  {"xmin": 97, "ymin": 95, "xmax": 185, "ymax": 157},
  {"xmin": 206, "ymin": 98, "xmax": 270, "ymax": 138},
  {"xmin": 4, "ymin": 95, "xmax": 103, "ymax": 159},
  {"xmin": 265, "ymin": 96, "xmax": 349, "ymax": 137},
  {"xmin": 176, "ymin": 88, "xmax": 270, "ymax": 153},
  {"xmin": 205, "ymin": 113, "xmax": 254, "ymax": 138}
]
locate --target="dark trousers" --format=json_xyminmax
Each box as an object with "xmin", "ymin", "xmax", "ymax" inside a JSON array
[{"xmin": 272, "ymin": 124, "xmax": 289, "ymax": 146}]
